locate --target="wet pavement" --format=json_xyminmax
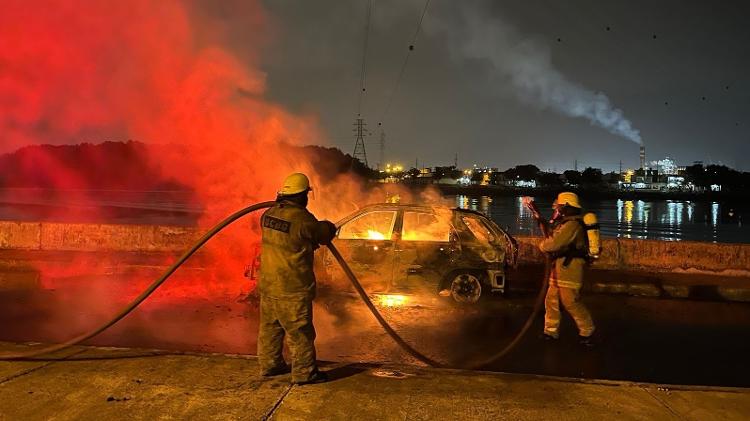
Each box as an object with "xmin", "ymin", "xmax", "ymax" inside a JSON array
[{"xmin": 1, "ymin": 271, "xmax": 750, "ymax": 388}]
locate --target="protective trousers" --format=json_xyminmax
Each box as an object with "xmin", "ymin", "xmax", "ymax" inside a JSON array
[
  {"xmin": 258, "ymin": 296, "xmax": 317, "ymax": 383},
  {"xmin": 543, "ymin": 283, "xmax": 595, "ymax": 338}
]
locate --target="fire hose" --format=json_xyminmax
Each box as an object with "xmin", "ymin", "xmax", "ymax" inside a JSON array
[{"xmin": 0, "ymin": 201, "xmax": 548, "ymax": 369}]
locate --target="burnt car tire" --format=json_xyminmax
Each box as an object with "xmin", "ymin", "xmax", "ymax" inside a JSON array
[{"xmin": 448, "ymin": 272, "xmax": 483, "ymax": 304}]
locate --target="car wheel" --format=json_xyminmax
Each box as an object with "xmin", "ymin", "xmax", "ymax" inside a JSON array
[{"xmin": 449, "ymin": 272, "xmax": 482, "ymax": 304}]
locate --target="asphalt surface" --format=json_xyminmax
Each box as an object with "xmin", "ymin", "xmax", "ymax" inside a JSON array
[
  {"xmin": 1, "ymin": 271, "xmax": 749, "ymax": 388},
  {"xmin": 4, "ymin": 342, "xmax": 749, "ymax": 421}
]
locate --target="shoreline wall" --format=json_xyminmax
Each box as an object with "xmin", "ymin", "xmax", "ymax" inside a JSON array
[
  {"xmin": 2, "ymin": 220, "xmax": 749, "ymax": 276},
  {"xmin": 514, "ymin": 237, "xmax": 750, "ymax": 276}
]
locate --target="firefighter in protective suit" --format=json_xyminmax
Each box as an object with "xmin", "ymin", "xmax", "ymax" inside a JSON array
[
  {"xmin": 258, "ymin": 173, "xmax": 336, "ymax": 384},
  {"xmin": 539, "ymin": 192, "xmax": 596, "ymax": 345}
]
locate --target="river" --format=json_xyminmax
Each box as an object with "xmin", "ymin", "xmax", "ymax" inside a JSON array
[
  {"xmin": 454, "ymin": 194, "xmax": 749, "ymax": 244},
  {"xmin": 1, "ymin": 189, "xmax": 748, "ymax": 244}
]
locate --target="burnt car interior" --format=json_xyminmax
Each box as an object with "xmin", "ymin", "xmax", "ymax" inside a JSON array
[{"xmin": 322, "ymin": 204, "xmax": 518, "ymax": 303}]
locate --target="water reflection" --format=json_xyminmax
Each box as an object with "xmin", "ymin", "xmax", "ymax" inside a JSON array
[
  {"xmin": 660, "ymin": 200, "xmax": 684, "ymax": 241},
  {"xmin": 456, "ymin": 195, "xmax": 492, "ymax": 218},
  {"xmin": 454, "ymin": 195, "xmax": 747, "ymax": 244},
  {"xmin": 711, "ymin": 202, "xmax": 719, "ymax": 227},
  {"xmin": 616, "ymin": 200, "xmax": 650, "ymax": 239},
  {"xmin": 711, "ymin": 202, "xmax": 719, "ymax": 242}
]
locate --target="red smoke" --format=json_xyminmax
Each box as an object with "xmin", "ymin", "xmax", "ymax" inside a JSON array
[
  {"xmin": 0, "ymin": 0, "xmax": 423, "ymax": 306},
  {"xmin": 0, "ymin": 0, "xmax": 329, "ymax": 295},
  {"xmin": 1, "ymin": 0, "xmax": 314, "ymax": 194}
]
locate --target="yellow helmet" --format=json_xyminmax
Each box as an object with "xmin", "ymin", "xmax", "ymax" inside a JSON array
[
  {"xmin": 554, "ymin": 191, "xmax": 581, "ymax": 209},
  {"xmin": 278, "ymin": 173, "xmax": 311, "ymax": 196}
]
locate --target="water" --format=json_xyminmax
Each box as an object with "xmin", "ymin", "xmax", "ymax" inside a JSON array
[
  {"xmin": 454, "ymin": 194, "xmax": 750, "ymax": 244},
  {"xmin": 1, "ymin": 188, "xmax": 748, "ymax": 244},
  {"xmin": 0, "ymin": 188, "xmax": 201, "ymax": 225}
]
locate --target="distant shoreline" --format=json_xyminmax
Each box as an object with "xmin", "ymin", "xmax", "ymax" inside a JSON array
[{"xmin": 420, "ymin": 183, "xmax": 748, "ymax": 203}]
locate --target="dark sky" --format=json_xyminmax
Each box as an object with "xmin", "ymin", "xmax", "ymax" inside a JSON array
[{"xmin": 256, "ymin": 0, "xmax": 750, "ymax": 172}]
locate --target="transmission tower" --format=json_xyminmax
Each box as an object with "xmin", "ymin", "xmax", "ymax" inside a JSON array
[{"xmin": 353, "ymin": 118, "xmax": 369, "ymax": 167}]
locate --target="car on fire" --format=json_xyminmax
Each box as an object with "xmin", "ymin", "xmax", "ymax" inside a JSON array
[{"xmin": 316, "ymin": 203, "xmax": 518, "ymax": 304}]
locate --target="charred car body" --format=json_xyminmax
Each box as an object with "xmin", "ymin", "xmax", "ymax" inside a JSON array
[{"xmin": 316, "ymin": 204, "xmax": 518, "ymax": 304}]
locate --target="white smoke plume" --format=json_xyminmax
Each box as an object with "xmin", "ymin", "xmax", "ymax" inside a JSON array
[{"xmin": 434, "ymin": 6, "xmax": 642, "ymax": 144}]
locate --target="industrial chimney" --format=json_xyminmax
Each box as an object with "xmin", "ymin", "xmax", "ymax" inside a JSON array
[{"xmin": 639, "ymin": 145, "xmax": 646, "ymax": 170}]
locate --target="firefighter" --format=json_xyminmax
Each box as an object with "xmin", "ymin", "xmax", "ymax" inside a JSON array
[
  {"xmin": 258, "ymin": 173, "xmax": 337, "ymax": 384},
  {"xmin": 539, "ymin": 192, "xmax": 596, "ymax": 345}
]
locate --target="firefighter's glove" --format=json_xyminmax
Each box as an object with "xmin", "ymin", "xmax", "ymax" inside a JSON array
[{"xmin": 321, "ymin": 220, "xmax": 337, "ymax": 245}]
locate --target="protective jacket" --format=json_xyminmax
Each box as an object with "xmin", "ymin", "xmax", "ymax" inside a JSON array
[
  {"xmin": 259, "ymin": 200, "xmax": 336, "ymax": 299},
  {"xmin": 539, "ymin": 216, "xmax": 587, "ymax": 289}
]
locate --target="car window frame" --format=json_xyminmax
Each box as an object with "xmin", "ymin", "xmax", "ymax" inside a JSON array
[
  {"xmin": 399, "ymin": 210, "xmax": 452, "ymax": 243},
  {"xmin": 460, "ymin": 214, "xmax": 497, "ymax": 245}
]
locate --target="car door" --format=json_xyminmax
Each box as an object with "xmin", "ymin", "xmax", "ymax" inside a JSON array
[
  {"xmin": 392, "ymin": 210, "xmax": 455, "ymax": 294},
  {"xmin": 328, "ymin": 209, "xmax": 398, "ymax": 293}
]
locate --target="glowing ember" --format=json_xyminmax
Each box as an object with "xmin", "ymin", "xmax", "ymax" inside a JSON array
[{"xmin": 376, "ymin": 294, "xmax": 408, "ymax": 307}]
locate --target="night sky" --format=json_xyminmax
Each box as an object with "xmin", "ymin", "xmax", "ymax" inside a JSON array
[
  {"xmin": 3, "ymin": 1, "xmax": 748, "ymax": 173},
  {"xmin": 256, "ymin": 0, "xmax": 750, "ymax": 171}
]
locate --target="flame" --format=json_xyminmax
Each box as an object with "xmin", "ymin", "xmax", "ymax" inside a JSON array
[
  {"xmin": 401, "ymin": 230, "xmax": 450, "ymax": 242},
  {"xmin": 366, "ymin": 230, "xmax": 386, "ymax": 240},
  {"xmin": 376, "ymin": 294, "xmax": 408, "ymax": 307}
]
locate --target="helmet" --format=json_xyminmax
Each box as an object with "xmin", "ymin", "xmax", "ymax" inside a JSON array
[
  {"xmin": 278, "ymin": 173, "xmax": 311, "ymax": 196},
  {"xmin": 554, "ymin": 192, "xmax": 581, "ymax": 209}
]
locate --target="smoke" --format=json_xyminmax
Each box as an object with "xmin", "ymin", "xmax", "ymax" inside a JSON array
[
  {"xmin": 0, "ymin": 0, "xmax": 293, "ymax": 298},
  {"xmin": 0, "ymin": 0, "xmax": 432, "ymax": 353},
  {"xmin": 433, "ymin": 5, "xmax": 642, "ymax": 144}
]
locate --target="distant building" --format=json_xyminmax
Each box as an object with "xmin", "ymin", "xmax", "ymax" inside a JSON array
[{"xmin": 620, "ymin": 157, "xmax": 694, "ymax": 191}]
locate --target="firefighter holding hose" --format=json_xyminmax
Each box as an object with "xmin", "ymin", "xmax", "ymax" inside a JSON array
[
  {"xmin": 538, "ymin": 192, "xmax": 597, "ymax": 346},
  {"xmin": 258, "ymin": 173, "xmax": 337, "ymax": 384}
]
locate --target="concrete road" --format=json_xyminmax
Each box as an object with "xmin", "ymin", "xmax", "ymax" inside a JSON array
[
  {"xmin": 1, "ymin": 342, "xmax": 749, "ymax": 421},
  {"xmin": 1, "ymin": 270, "xmax": 749, "ymax": 388}
]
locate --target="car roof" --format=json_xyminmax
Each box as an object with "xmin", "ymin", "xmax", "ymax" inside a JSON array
[
  {"xmin": 355, "ymin": 203, "xmax": 450, "ymax": 212},
  {"xmin": 353, "ymin": 203, "xmax": 489, "ymax": 218}
]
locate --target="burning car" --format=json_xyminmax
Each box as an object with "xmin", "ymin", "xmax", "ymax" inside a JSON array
[{"xmin": 316, "ymin": 203, "xmax": 518, "ymax": 304}]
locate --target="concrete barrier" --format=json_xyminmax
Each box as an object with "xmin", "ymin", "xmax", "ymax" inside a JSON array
[
  {"xmin": 515, "ymin": 237, "xmax": 750, "ymax": 277},
  {"xmin": 2, "ymin": 220, "xmax": 750, "ymax": 276},
  {"xmin": 0, "ymin": 221, "xmax": 198, "ymax": 252},
  {"xmin": 0, "ymin": 222, "xmax": 41, "ymax": 250},
  {"xmin": 39, "ymin": 222, "xmax": 199, "ymax": 252}
]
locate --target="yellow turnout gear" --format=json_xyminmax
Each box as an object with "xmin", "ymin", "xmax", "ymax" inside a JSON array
[
  {"xmin": 543, "ymin": 283, "xmax": 595, "ymax": 338},
  {"xmin": 539, "ymin": 214, "xmax": 595, "ymax": 338},
  {"xmin": 257, "ymin": 197, "xmax": 335, "ymax": 383}
]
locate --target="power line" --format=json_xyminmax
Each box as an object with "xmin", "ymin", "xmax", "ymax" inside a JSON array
[
  {"xmin": 357, "ymin": 0, "xmax": 373, "ymax": 117},
  {"xmin": 378, "ymin": 0, "xmax": 431, "ymax": 125}
]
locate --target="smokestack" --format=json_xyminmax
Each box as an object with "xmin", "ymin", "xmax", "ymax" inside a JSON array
[{"xmin": 640, "ymin": 145, "xmax": 646, "ymax": 170}]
